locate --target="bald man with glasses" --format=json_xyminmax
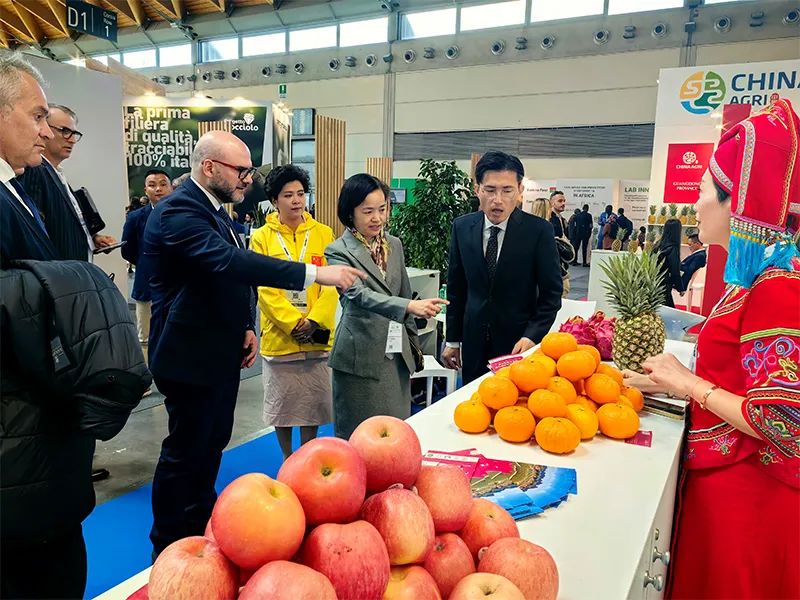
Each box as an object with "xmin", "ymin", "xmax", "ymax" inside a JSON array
[{"xmin": 19, "ymin": 103, "xmax": 117, "ymax": 261}]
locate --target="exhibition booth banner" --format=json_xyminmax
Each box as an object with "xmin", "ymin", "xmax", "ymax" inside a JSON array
[
  {"xmin": 523, "ymin": 178, "xmax": 617, "ymax": 224},
  {"xmin": 618, "ymin": 180, "xmax": 650, "ymax": 226},
  {"xmin": 649, "ymin": 59, "xmax": 800, "ymax": 205},
  {"xmin": 122, "ymin": 98, "xmax": 273, "ymax": 198}
]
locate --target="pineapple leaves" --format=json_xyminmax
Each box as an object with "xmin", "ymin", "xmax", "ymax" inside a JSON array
[{"xmin": 599, "ymin": 251, "xmax": 666, "ymax": 319}]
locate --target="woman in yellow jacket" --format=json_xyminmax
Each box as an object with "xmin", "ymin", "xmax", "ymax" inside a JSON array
[{"xmin": 250, "ymin": 165, "xmax": 338, "ymax": 460}]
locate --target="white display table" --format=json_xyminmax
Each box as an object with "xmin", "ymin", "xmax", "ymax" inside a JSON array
[{"xmin": 96, "ymin": 341, "xmax": 692, "ymax": 600}]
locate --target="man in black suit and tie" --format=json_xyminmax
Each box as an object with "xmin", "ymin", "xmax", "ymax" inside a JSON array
[
  {"xmin": 442, "ymin": 151, "xmax": 562, "ymax": 384},
  {"xmin": 144, "ymin": 130, "xmax": 365, "ymax": 556},
  {"xmin": 19, "ymin": 104, "xmax": 116, "ymax": 262}
]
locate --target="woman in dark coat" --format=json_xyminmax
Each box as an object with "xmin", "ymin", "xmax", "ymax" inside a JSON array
[{"xmin": 654, "ymin": 218, "xmax": 684, "ymax": 307}]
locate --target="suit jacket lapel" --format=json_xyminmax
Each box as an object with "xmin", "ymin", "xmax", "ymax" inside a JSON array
[
  {"xmin": 343, "ymin": 230, "xmax": 392, "ymax": 293},
  {"xmin": 185, "ymin": 178, "xmax": 239, "ymax": 247},
  {"xmin": 468, "ymin": 213, "xmax": 490, "ymax": 287},
  {"xmin": 1, "ymin": 184, "xmax": 56, "ymax": 256},
  {"xmin": 43, "ymin": 160, "xmax": 82, "ymax": 225},
  {"xmin": 385, "ymin": 236, "xmax": 402, "ymax": 295}
]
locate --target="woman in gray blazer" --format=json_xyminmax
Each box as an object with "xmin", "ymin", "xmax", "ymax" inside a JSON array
[{"xmin": 325, "ymin": 174, "xmax": 447, "ymax": 439}]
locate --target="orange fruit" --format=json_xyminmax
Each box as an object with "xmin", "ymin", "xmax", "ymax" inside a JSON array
[
  {"xmin": 509, "ymin": 360, "xmax": 550, "ymax": 394},
  {"xmin": 566, "ymin": 404, "xmax": 599, "ymax": 440},
  {"xmin": 494, "ymin": 406, "xmax": 537, "ymax": 443},
  {"xmin": 540, "ymin": 332, "xmax": 578, "ymax": 360},
  {"xmin": 577, "ymin": 344, "xmax": 601, "ymax": 368},
  {"xmin": 530, "ymin": 354, "xmax": 557, "ymax": 378},
  {"xmin": 622, "ymin": 386, "xmax": 645, "ymax": 412},
  {"xmin": 496, "ymin": 366, "xmax": 512, "ymax": 379},
  {"xmin": 527, "ymin": 389, "xmax": 568, "ymax": 419},
  {"xmin": 478, "ymin": 376, "xmax": 519, "ymax": 410},
  {"xmin": 595, "ymin": 364, "xmax": 624, "ymax": 387},
  {"xmin": 532, "ymin": 349, "xmax": 545, "ymax": 359},
  {"xmin": 556, "ymin": 350, "xmax": 597, "ymax": 382},
  {"xmin": 574, "ymin": 395, "xmax": 598, "ymax": 412},
  {"xmin": 534, "ymin": 417, "xmax": 581, "ymax": 454},
  {"xmin": 454, "ymin": 399, "xmax": 491, "ymax": 433},
  {"xmin": 597, "ymin": 403, "xmax": 640, "ymax": 439},
  {"xmin": 547, "ymin": 376, "xmax": 578, "ymax": 404},
  {"xmin": 585, "ymin": 373, "xmax": 622, "ymax": 405},
  {"xmin": 617, "ymin": 395, "xmax": 635, "ymax": 410}
]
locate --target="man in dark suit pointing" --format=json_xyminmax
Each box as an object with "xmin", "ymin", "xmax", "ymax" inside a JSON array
[
  {"xmin": 144, "ymin": 131, "xmax": 364, "ymax": 555},
  {"xmin": 442, "ymin": 151, "xmax": 562, "ymax": 384}
]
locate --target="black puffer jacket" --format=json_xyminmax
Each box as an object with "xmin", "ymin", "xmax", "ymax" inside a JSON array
[{"xmin": 1, "ymin": 260, "xmax": 151, "ymax": 540}]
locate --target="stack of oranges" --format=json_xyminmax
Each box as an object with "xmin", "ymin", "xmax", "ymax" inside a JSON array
[{"xmin": 453, "ymin": 331, "xmax": 645, "ymax": 454}]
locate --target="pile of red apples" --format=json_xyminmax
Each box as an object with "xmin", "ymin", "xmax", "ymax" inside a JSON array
[{"xmin": 147, "ymin": 416, "xmax": 559, "ymax": 600}]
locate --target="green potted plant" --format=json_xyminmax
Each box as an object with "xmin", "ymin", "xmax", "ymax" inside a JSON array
[{"xmin": 389, "ymin": 159, "xmax": 472, "ymax": 283}]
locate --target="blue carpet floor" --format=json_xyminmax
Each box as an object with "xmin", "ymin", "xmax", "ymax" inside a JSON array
[{"xmin": 83, "ymin": 424, "xmax": 334, "ymax": 599}]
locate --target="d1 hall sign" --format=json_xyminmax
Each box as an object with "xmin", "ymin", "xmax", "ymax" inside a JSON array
[{"xmin": 123, "ymin": 102, "xmax": 270, "ymax": 197}]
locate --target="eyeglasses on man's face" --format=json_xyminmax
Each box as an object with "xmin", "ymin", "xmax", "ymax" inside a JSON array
[
  {"xmin": 49, "ymin": 124, "xmax": 83, "ymax": 142},
  {"xmin": 479, "ymin": 185, "xmax": 518, "ymax": 200},
  {"xmin": 209, "ymin": 159, "xmax": 257, "ymax": 181}
]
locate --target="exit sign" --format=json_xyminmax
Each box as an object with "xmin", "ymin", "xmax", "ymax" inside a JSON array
[
  {"xmin": 279, "ymin": 84, "xmax": 287, "ymax": 99},
  {"xmin": 67, "ymin": 0, "xmax": 117, "ymax": 42}
]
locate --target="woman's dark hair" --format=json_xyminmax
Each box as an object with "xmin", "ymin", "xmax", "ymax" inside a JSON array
[
  {"xmin": 656, "ymin": 218, "xmax": 682, "ymax": 251},
  {"xmin": 264, "ymin": 164, "xmax": 310, "ymax": 202},
  {"xmin": 475, "ymin": 151, "xmax": 524, "ymax": 184},
  {"xmin": 337, "ymin": 173, "xmax": 389, "ymax": 228},
  {"xmin": 712, "ymin": 179, "xmax": 730, "ymax": 204}
]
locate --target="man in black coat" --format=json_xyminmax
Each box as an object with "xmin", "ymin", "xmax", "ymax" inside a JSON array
[
  {"xmin": 18, "ymin": 103, "xmax": 116, "ymax": 261},
  {"xmin": 680, "ymin": 234, "xmax": 707, "ymax": 291},
  {"xmin": 144, "ymin": 131, "xmax": 365, "ymax": 556},
  {"xmin": 442, "ymin": 151, "xmax": 562, "ymax": 384},
  {"xmin": 574, "ymin": 204, "xmax": 594, "ymax": 266},
  {"xmin": 0, "ymin": 52, "xmax": 95, "ymax": 599},
  {"xmin": 616, "ymin": 207, "xmax": 634, "ymax": 243}
]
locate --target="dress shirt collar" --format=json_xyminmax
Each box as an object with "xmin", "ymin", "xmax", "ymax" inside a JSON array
[
  {"xmin": 483, "ymin": 214, "xmax": 510, "ymax": 232},
  {"xmin": 191, "ymin": 176, "xmax": 223, "ymax": 212},
  {"xmin": 0, "ymin": 158, "xmax": 17, "ymax": 184}
]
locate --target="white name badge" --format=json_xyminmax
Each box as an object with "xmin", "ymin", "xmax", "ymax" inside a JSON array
[
  {"xmin": 385, "ymin": 320, "xmax": 403, "ymax": 354},
  {"xmin": 286, "ymin": 289, "xmax": 308, "ymax": 311}
]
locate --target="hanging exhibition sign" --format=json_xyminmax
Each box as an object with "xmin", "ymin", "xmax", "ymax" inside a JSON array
[
  {"xmin": 523, "ymin": 179, "xmax": 615, "ymax": 223},
  {"xmin": 123, "ymin": 98, "xmax": 272, "ymax": 197}
]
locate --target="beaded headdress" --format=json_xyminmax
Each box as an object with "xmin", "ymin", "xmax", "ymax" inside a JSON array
[{"xmin": 709, "ymin": 97, "xmax": 800, "ymax": 288}]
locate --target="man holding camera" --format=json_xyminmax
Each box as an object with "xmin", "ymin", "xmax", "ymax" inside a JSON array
[{"xmin": 19, "ymin": 103, "xmax": 116, "ymax": 262}]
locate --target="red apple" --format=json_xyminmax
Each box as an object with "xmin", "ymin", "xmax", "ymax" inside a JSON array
[
  {"xmin": 239, "ymin": 560, "xmax": 337, "ymax": 600},
  {"xmin": 277, "ymin": 437, "xmax": 366, "ymax": 525},
  {"xmin": 210, "ymin": 473, "xmax": 305, "ymax": 571},
  {"xmin": 360, "ymin": 488, "xmax": 435, "ymax": 565},
  {"xmin": 203, "ymin": 519, "xmax": 215, "ymax": 543},
  {"xmin": 300, "ymin": 520, "xmax": 390, "ymax": 600},
  {"xmin": 458, "ymin": 499, "xmax": 519, "ymax": 562},
  {"xmin": 415, "ymin": 464, "xmax": 473, "ymax": 533},
  {"xmin": 478, "ymin": 538, "xmax": 559, "ymax": 600},
  {"xmin": 384, "ymin": 565, "xmax": 442, "ymax": 600},
  {"xmin": 148, "ymin": 536, "xmax": 238, "ymax": 600},
  {"xmin": 449, "ymin": 573, "xmax": 525, "ymax": 600},
  {"xmin": 348, "ymin": 415, "xmax": 422, "ymax": 492},
  {"xmin": 423, "ymin": 533, "xmax": 475, "ymax": 599}
]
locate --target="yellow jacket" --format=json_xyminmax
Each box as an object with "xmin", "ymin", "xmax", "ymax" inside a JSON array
[{"xmin": 250, "ymin": 212, "xmax": 337, "ymax": 356}]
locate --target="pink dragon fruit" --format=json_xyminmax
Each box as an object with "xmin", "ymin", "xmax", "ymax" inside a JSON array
[{"xmin": 558, "ymin": 311, "xmax": 616, "ymax": 360}]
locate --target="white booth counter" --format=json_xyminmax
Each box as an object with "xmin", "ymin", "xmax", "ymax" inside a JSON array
[{"xmin": 97, "ymin": 341, "xmax": 692, "ymax": 600}]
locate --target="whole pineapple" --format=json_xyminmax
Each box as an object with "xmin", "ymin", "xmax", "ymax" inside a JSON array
[
  {"xmin": 600, "ymin": 251, "xmax": 666, "ymax": 373},
  {"xmin": 645, "ymin": 230, "xmax": 656, "ymax": 252},
  {"xmin": 668, "ymin": 204, "xmax": 678, "ymax": 219},
  {"xmin": 680, "ymin": 206, "xmax": 689, "ymax": 224},
  {"xmin": 658, "ymin": 206, "xmax": 667, "ymax": 224},
  {"xmin": 648, "ymin": 205, "xmax": 656, "ymax": 224},
  {"xmin": 688, "ymin": 206, "xmax": 697, "ymax": 225},
  {"xmin": 628, "ymin": 239, "xmax": 639, "ymax": 252},
  {"xmin": 611, "ymin": 226, "xmax": 626, "ymax": 251}
]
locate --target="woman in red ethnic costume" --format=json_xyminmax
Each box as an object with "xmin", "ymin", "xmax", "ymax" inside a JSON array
[{"xmin": 625, "ymin": 97, "xmax": 800, "ymax": 600}]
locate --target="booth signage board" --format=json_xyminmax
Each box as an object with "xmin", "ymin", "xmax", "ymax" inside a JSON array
[
  {"xmin": 618, "ymin": 180, "xmax": 650, "ymax": 227},
  {"xmin": 67, "ymin": 0, "xmax": 117, "ymax": 42},
  {"xmin": 662, "ymin": 142, "xmax": 715, "ymax": 203},
  {"xmin": 524, "ymin": 179, "xmax": 616, "ymax": 226},
  {"xmin": 123, "ymin": 99, "xmax": 271, "ymax": 198},
  {"xmin": 649, "ymin": 59, "xmax": 800, "ymax": 205}
]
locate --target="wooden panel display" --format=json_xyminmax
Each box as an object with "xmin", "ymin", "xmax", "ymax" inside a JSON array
[
  {"xmin": 315, "ymin": 114, "xmax": 347, "ymax": 238},
  {"xmin": 365, "ymin": 157, "xmax": 393, "ymax": 186}
]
